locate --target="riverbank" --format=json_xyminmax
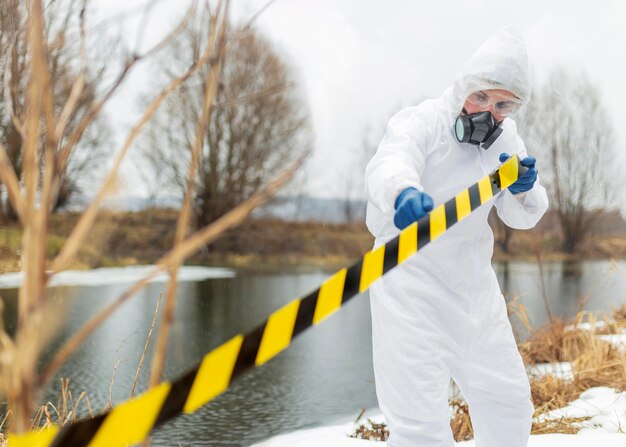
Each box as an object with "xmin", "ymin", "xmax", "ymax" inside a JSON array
[{"xmin": 0, "ymin": 208, "xmax": 625, "ymax": 273}]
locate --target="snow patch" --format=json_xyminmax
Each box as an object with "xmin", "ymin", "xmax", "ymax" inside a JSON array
[
  {"xmin": 545, "ymin": 387, "xmax": 626, "ymax": 433},
  {"xmin": 254, "ymin": 388, "xmax": 626, "ymax": 446},
  {"xmin": 527, "ymin": 362, "xmax": 574, "ymax": 380},
  {"xmin": 564, "ymin": 321, "xmax": 609, "ymax": 332},
  {"xmin": 0, "ymin": 265, "xmax": 235, "ymax": 289},
  {"xmin": 599, "ymin": 334, "xmax": 626, "ymax": 351},
  {"xmin": 252, "ymin": 417, "xmax": 626, "ymax": 446}
]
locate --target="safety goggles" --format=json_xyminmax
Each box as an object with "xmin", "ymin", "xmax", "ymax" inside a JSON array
[{"xmin": 466, "ymin": 91, "xmax": 523, "ymax": 117}]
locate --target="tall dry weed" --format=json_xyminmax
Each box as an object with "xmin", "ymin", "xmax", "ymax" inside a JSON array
[{"xmin": 0, "ymin": 0, "xmax": 303, "ymax": 440}]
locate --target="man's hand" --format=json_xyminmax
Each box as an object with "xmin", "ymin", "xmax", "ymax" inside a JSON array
[
  {"xmin": 393, "ymin": 187, "xmax": 434, "ymax": 230},
  {"xmin": 499, "ymin": 152, "xmax": 538, "ymax": 195}
]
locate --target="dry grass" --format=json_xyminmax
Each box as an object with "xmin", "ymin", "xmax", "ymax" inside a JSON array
[
  {"xmin": 350, "ymin": 399, "xmax": 475, "ymax": 443},
  {"xmin": 517, "ymin": 307, "xmax": 626, "ymax": 434},
  {"xmin": 530, "ymin": 374, "xmax": 579, "ymax": 413},
  {"xmin": 612, "ymin": 304, "xmax": 626, "ymax": 322},
  {"xmin": 531, "ymin": 415, "xmax": 591, "ymax": 435},
  {"xmin": 449, "ymin": 399, "xmax": 473, "ymax": 441},
  {"xmin": 0, "ymin": 412, "xmax": 7, "ymax": 447},
  {"xmin": 32, "ymin": 378, "xmax": 93, "ymax": 428},
  {"xmin": 351, "ymin": 419, "xmax": 389, "ymax": 442},
  {"xmin": 0, "ymin": 378, "xmax": 94, "ymax": 446},
  {"xmin": 353, "ymin": 306, "xmax": 626, "ymax": 441}
]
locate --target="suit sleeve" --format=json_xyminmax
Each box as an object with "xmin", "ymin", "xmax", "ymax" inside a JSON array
[{"xmin": 365, "ymin": 106, "xmax": 434, "ymax": 215}]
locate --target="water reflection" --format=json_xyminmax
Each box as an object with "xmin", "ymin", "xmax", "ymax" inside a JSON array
[{"xmin": 496, "ymin": 260, "xmax": 626, "ymax": 339}]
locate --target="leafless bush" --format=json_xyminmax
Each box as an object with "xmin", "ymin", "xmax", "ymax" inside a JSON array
[{"xmin": 516, "ymin": 69, "xmax": 619, "ymax": 254}]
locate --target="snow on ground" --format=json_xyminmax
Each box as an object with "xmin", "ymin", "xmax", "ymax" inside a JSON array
[
  {"xmin": 565, "ymin": 321, "xmax": 610, "ymax": 332},
  {"xmin": 600, "ymin": 334, "xmax": 626, "ymax": 351},
  {"xmin": 544, "ymin": 387, "xmax": 626, "ymax": 434},
  {"xmin": 0, "ymin": 265, "xmax": 235, "ymax": 289},
  {"xmin": 564, "ymin": 319, "xmax": 626, "ymax": 350},
  {"xmin": 527, "ymin": 362, "xmax": 574, "ymax": 380},
  {"xmin": 254, "ymin": 373, "xmax": 626, "ymax": 446},
  {"xmin": 252, "ymin": 409, "xmax": 626, "ymax": 446}
]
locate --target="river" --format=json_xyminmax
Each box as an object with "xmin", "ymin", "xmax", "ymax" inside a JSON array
[{"xmin": 1, "ymin": 260, "xmax": 625, "ymax": 446}]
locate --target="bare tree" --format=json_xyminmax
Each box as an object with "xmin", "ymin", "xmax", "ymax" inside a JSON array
[
  {"xmin": 140, "ymin": 22, "xmax": 311, "ymax": 226},
  {"xmin": 0, "ymin": 0, "xmax": 109, "ymax": 219},
  {"xmin": 515, "ymin": 69, "xmax": 618, "ymax": 254}
]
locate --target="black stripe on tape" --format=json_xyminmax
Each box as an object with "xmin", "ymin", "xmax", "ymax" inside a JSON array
[
  {"xmin": 382, "ymin": 238, "xmax": 399, "ymax": 274},
  {"xmin": 468, "ymin": 184, "xmax": 481, "ymax": 210},
  {"xmin": 232, "ymin": 324, "xmax": 266, "ymax": 379},
  {"xmin": 444, "ymin": 199, "xmax": 458, "ymax": 228},
  {"xmin": 342, "ymin": 262, "xmax": 362, "ymax": 303},
  {"xmin": 417, "ymin": 215, "xmax": 431, "ymax": 250},
  {"xmin": 293, "ymin": 290, "xmax": 318, "ymax": 337},
  {"xmin": 154, "ymin": 368, "xmax": 199, "ymax": 427},
  {"xmin": 50, "ymin": 414, "xmax": 106, "ymax": 447}
]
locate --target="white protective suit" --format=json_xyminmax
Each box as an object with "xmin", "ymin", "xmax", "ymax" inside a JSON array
[{"xmin": 365, "ymin": 27, "xmax": 549, "ymax": 447}]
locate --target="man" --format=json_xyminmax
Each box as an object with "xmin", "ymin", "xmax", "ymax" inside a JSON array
[{"xmin": 365, "ymin": 26, "xmax": 548, "ymax": 447}]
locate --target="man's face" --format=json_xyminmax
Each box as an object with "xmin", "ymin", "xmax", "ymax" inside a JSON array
[{"xmin": 463, "ymin": 89, "xmax": 522, "ymax": 122}]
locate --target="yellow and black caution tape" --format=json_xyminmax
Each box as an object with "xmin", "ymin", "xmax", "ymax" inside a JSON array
[{"xmin": 10, "ymin": 155, "xmax": 524, "ymax": 447}]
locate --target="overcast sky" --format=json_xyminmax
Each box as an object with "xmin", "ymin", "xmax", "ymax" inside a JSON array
[{"xmin": 93, "ymin": 0, "xmax": 626, "ymax": 207}]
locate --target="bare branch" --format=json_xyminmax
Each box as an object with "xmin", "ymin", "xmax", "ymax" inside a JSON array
[
  {"xmin": 148, "ymin": 0, "xmax": 229, "ymax": 387},
  {"xmin": 52, "ymin": 0, "xmax": 86, "ymax": 142},
  {"xmin": 54, "ymin": 57, "xmax": 134, "ymax": 177},
  {"xmin": 243, "ymin": 0, "xmax": 280, "ymax": 31},
  {"xmin": 14, "ymin": 0, "xmax": 50, "ymax": 430},
  {"xmin": 0, "ymin": 142, "xmax": 24, "ymax": 221},
  {"xmin": 214, "ymin": 82, "xmax": 294, "ymax": 108},
  {"xmin": 50, "ymin": 20, "xmax": 217, "ymax": 274},
  {"xmin": 134, "ymin": 0, "xmax": 198, "ymax": 61},
  {"xmin": 4, "ymin": 30, "xmax": 26, "ymax": 137},
  {"xmin": 132, "ymin": 0, "xmax": 163, "ymax": 55},
  {"xmin": 130, "ymin": 294, "xmax": 161, "ymax": 399}
]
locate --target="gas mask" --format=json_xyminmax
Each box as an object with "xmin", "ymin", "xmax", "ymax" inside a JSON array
[{"xmin": 454, "ymin": 110, "xmax": 503, "ymax": 150}]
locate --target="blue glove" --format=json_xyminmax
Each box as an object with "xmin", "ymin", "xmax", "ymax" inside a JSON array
[
  {"xmin": 393, "ymin": 187, "xmax": 434, "ymax": 230},
  {"xmin": 499, "ymin": 153, "xmax": 538, "ymax": 195}
]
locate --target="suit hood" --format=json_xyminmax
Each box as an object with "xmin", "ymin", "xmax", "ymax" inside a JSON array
[{"xmin": 447, "ymin": 26, "xmax": 531, "ymax": 116}]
